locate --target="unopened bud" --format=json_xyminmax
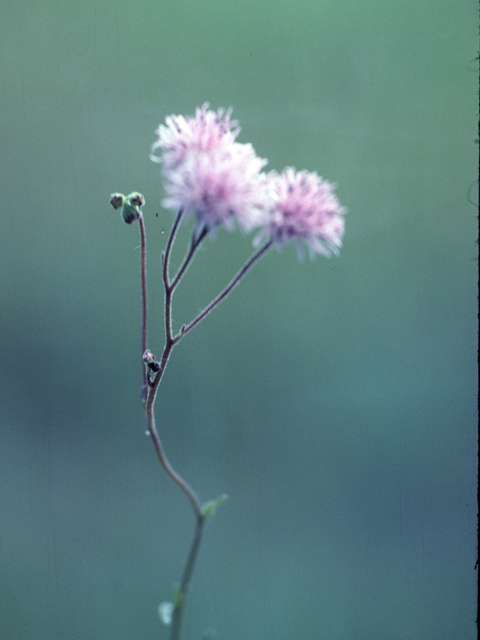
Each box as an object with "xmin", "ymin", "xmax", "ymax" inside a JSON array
[
  {"xmin": 127, "ymin": 192, "xmax": 145, "ymax": 208},
  {"xmin": 109, "ymin": 193, "xmax": 124, "ymax": 210},
  {"xmin": 121, "ymin": 202, "xmax": 141, "ymax": 224}
]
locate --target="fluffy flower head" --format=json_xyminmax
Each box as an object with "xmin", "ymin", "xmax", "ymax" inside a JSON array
[
  {"xmin": 152, "ymin": 104, "xmax": 271, "ymax": 234},
  {"xmin": 257, "ymin": 168, "xmax": 346, "ymax": 259},
  {"xmin": 151, "ymin": 103, "xmax": 240, "ymax": 172},
  {"xmin": 162, "ymin": 142, "xmax": 271, "ymax": 233}
]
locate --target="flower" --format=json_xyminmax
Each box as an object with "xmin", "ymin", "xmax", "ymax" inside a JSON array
[
  {"xmin": 152, "ymin": 104, "xmax": 271, "ymax": 233},
  {"xmin": 255, "ymin": 168, "xmax": 346, "ymax": 259},
  {"xmin": 151, "ymin": 103, "xmax": 240, "ymax": 172},
  {"xmin": 161, "ymin": 143, "xmax": 271, "ymax": 233}
]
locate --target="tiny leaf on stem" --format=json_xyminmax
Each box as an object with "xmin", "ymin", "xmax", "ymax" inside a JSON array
[{"xmin": 201, "ymin": 494, "xmax": 228, "ymax": 518}]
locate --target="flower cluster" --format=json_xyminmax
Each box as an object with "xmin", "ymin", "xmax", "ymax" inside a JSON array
[{"xmin": 152, "ymin": 104, "xmax": 346, "ymax": 257}]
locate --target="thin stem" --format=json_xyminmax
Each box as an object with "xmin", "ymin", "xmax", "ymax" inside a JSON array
[
  {"xmin": 170, "ymin": 224, "xmax": 208, "ymax": 292},
  {"xmin": 170, "ymin": 515, "xmax": 206, "ymax": 640},
  {"xmin": 145, "ymin": 394, "xmax": 202, "ymax": 517},
  {"xmin": 163, "ymin": 208, "xmax": 185, "ymax": 290},
  {"xmin": 177, "ymin": 239, "xmax": 272, "ymax": 340},
  {"xmin": 138, "ymin": 215, "xmax": 148, "ymax": 400}
]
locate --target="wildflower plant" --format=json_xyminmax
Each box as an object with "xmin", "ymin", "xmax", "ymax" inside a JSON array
[{"xmin": 109, "ymin": 103, "xmax": 346, "ymax": 639}]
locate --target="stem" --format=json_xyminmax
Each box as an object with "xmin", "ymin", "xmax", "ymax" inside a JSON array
[
  {"xmin": 163, "ymin": 208, "xmax": 185, "ymax": 290},
  {"xmin": 178, "ymin": 239, "xmax": 272, "ymax": 340},
  {"xmin": 145, "ymin": 393, "xmax": 202, "ymax": 517},
  {"xmin": 138, "ymin": 215, "xmax": 148, "ymax": 400},
  {"xmin": 170, "ymin": 224, "xmax": 208, "ymax": 292},
  {"xmin": 162, "ymin": 209, "xmax": 188, "ymax": 343},
  {"xmin": 170, "ymin": 516, "xmax": 206, "ymax": 640}
]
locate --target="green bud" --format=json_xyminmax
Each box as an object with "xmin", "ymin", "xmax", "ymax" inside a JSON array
[
  {"xmin": 122, "ymin": 203, "xmax": 139, "ymax": 224},
  {"xmin": 109, "ymin": 193, "xmax": 124, "ymax": 210},
  {"xmin": 127, "ymin": 192, "xmax": 145, "ymax": 208}
]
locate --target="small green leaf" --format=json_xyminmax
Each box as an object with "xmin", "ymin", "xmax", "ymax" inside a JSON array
[
  {"xmin": 172, "ymin": 584, "xmax": 183, "ymax": 607},
  {"xmin": 201, "ymin": 493, "xmax": 228, "ymax": 518}
]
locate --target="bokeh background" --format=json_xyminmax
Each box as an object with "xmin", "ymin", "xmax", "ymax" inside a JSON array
[{"xmin": 1, "ymin": 2, "xmax": 477, "ymax": 639}]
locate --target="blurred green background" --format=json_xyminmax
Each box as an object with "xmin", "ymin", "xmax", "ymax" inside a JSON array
[{"xmin": 1, "ymin": 1, "xmax": 477, "ymax": 639}]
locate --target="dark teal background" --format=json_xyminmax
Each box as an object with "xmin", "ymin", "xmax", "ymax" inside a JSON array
[{"xmin": 1, "ymin": 2, "xmax": 477, "ymax": 639}]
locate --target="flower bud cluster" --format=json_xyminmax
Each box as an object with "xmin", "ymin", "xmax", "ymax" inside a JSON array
[{"xmin": 109, "ymin": 192, "xmax": 145, "ymax": 224}]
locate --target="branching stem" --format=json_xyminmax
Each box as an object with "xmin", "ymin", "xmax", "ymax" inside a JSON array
[
  {"xmin": 178, "ymin": 238, "xmax": 273, "ymax": 340},
  {"xmin": 140, "ymin": 211, "xmax": 273, "ymax": 640}
]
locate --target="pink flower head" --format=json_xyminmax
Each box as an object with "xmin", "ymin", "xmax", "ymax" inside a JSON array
[
  {"xmin": 162, "ymin": 142, "xmax": 271, "ymax": 233},
  {"xmin": 152, "ymin": 104, "xmax": 272, "ymax": 233},
  {"xmin": 256, "ymin": 168, "xmax": 346, "ymax": 259},
  {"xmin": 151, "ymin": 103, "xmax": 240, "ymax": 172}
]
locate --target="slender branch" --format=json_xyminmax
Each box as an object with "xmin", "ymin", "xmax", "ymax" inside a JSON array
[
  {"xmin": 162, "ymin": 208, "xmax": 198, "ymax": 343},
  {"xmin": 170, "ymin": 224, "xmax": 208, "ymax": 292},
  {"xmin": 177, "ymin": 239, "xmax": 273, "ymax": 341},
  {"xmin": 170, "ymin": 516, "xmax": 206, "ymax": 640},
  {"xmin": 163, "ymin": 208, "xmax": 185, "ymax": 290},
  {"xmin": 138, "ymin": 215, "xmax": 148, "ymax": 400},
  {"xmin": 145, "ymin": 396, "xmax": 202, "ymax": 517}
]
